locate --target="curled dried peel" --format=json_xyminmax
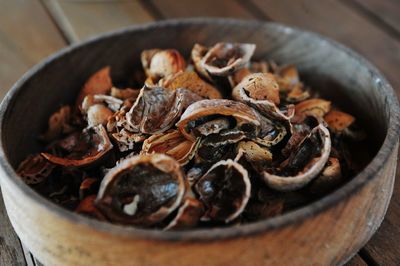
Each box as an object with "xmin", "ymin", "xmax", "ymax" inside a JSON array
[
  {"xmin": 238, "ymin": 141, "xmax": 273, "ymax": 162},
  {"xmin": 96, "ymin": 154, "xmax": 186, "ymax": 225},
  {"xmin": 235, "ymin": 73, "xmax": 280, "ymax": 105},
  {"xmin": 195, "ymin": 159, "xmax": 251, "ymax": 223},
  {"xmin": 286, "ymin": 85, "xmax": 310, "ymax": 103},
  {"xmin": 294, "ymin": 98, "xmax": 331, "ymax": 122},
  {"xmin": 142, "ymin": 130, "xmax": 200, "ymax": 165},
  {"xmin": 110, "ymin": 87, "xmax": 140, "ymax": 100},
  {"xmin": 17, "ymin": 154, "xmax": 55, "ymax": 184},
  {"xmin": 191, "ymin": 43, "xmax": 211, "ymax": 81},
  {"xmin": 141, "ymin": 49, "xmax": 161, "ymax": 77},
  {"xmin": 176, "ymin": 99, "xmax": 261, "ymax": 141},
  {"xmin": 200, "ymin": 42, "xmax": 256, "ymax": 76},
  {"xmin": 41, "ymin": 125, "xmax": 113, "ymax": 167},
  {"xmin": 262, "ymin": 124, "xmax": 331, "ymax": 191},
  {"xmin": 161, "ymin": 71, "xmax": 222, "ymax": 99},
  {"xmin": 126, "ymin": 86, "xmax": 202, "ymax": 134},
  {"xmin": 142, "ymin": 49, "xmax": 186, "ymax": 81},
  {"xmin": 86, "ymin": 104, "xmax": 114, "ymax": 128},
  {"xmin": 232, "ymin": 78, "xmax": 294, "ymax": 121},
  {"xmin": 76, "ymin": 66, "xmax": 113, "ymax": 107}
]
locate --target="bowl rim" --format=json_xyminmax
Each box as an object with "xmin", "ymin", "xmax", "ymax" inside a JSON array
[{"xmin": 0, "ymin": 18, "xmax": 399, "ymax": 242}]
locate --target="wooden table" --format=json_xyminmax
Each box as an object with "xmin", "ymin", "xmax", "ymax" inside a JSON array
[{"xmin": 0, "ymin": 1, "xmax": 398, "ymax": 265}]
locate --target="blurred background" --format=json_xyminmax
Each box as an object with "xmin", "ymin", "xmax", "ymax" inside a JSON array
[{"xmin": 0, "ymin": 0, "xmax": 399, "ymax": 265}]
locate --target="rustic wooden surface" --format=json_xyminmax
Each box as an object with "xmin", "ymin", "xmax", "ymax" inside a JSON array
[{"xmin": 0, "ymin": 0, "xmax": 398, "ymax": 265}]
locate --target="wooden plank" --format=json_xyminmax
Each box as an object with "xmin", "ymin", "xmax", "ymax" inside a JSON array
[
  {"xmin": 0, "ymin": 0, "xmax": 66, "ymax": 265},
  {"xmin": 244, "ymin": 0, "xmax": 400, "ymax": 264},
  {"xmin": 42, "ymin": 0, "xmax": 155, "ymax": 43},
  {"xmin": 351, "ymin": 0, "xmax": 400, "ymax": 35},
  {"xmin": 357, "ymin": 160, "xmax": 400, "ymax": 265},
  {"xmin": 247, "ymin": 0, "xmax": 400, "ymax": 96},
  {"xmin": 148, "ymin": 0, "xmax": 255, "ymax": 19},
  {"xmin": 0, "ymin": 0, "xmax": 65, "ymax": 98},
  {"xmin": 0, "ymin": 190, "xmax": 26, "ymax": 266},
  {"xmin": 345, "ymin": 254, "xmax": 368, "ymax": 266}
]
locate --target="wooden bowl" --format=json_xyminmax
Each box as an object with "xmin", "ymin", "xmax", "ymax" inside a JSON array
[{"xmin": 0, "ymin": 19, "xmax": 399, "ymax": 266}]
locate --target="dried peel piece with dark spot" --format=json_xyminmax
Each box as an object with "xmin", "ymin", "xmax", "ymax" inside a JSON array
[
  {"xmin": 176, "ymin": 99, "xmax": 260, "ymax": 141},
  {"xmin": 199, "ymin": 42, "xmax": 256, "ymax": 77},
  {"xmin": 161, "ymin": 71, "xmax": 222, "ymax": 99},
  {"xmin": 194, "ymin": 159, "xmax": 250, "ymax": 223},
  {"xmin": 164, "ymin": 197, "xmax": 204, "ymax": 230},
  {"xmin": 126, "ymin": 86, "xmax": 202, "ymax": 134},
  {"xmin": 96, "ymin": 154, "xmax": 186, "ymax": 226},
  {"xmin": 285, "ymin": 85, "xmax": 310, "ymax": 103},
  {"xmin": 324, "ymin": 110, "xmax": 355, "ymax": 133},
  {"xmin": 262, "ymin": 124, "xmax": 331, "ymax": 191},
  {"xmin": 235, "ymin": 73, "xmax": 280, "ymax": 105},
  {"xmin": 237, "ymin": 141, "xmax": 273, "ymax": 163},
  {"xmin": 294, "ymin": 99, "xmax": 331, "ymax": 122},
  {"xmin": 142, "ymin": 130, "xmax": 200, "ymax": 165},
  {"xmin": 41, "ymin": 125, "xmax": 113, "ymax": 167},
  {"xmin": 232, "ymin": 76, "xmax": 294, "ymax": 121},
  {"xmin": 17, "ymin": 154, "xmax": 55, "ymax": 184},
  {"xmin": 76, "ymin": 66, "xmax": 113, "ymax": 108}
]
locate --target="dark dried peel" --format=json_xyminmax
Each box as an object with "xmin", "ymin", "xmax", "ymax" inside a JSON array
[
  {"xmin": 126, "ymin": 86, "xmax": 202, "ymax": 134},
  {"xmin": 262, "ymin": 124, "xmax": 331, "ymax": 191},
  {"xmin": 16, "ymin": 41, "xmax": 364, "ymax": 230},
  {"xmin": 200, "ymin": 43, "xmax": 256, "ymax": 76},
  {"xmin": 164, "ymin": 198, "xmax": 204, "ymax": 230},
  {"xmin": 96, "ymin": 154, "xmax": 186, "ymax": 225},
  {"xmin": 142, "ymin": 130, "xmax": 200, "ymax": 165},
  {"xmin": 195, "ymin": 159, "xmax": 250, "ymax": 223},
  {"xmin": 177, "ymin": 99, "xmax": 261, "ymax": 141},
  {"xmin": 41, "ymin": 125, "xmax": 113, "ymax": 167}
]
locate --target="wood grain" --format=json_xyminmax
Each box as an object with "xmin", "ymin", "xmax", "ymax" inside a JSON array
[
  {"xmin": 358, "ymin": 160, "xmax": 400, "ymax": 265},
  {"xmin": 243, "ymin": 1, "xmax": 400, "ymax": 263},
  {"xmin": 0, "ymin": 0, "xmax": 398, "ymax": 264},
  {"xmin": 148, "ymin": 0, "xmax": 254, "ymax": 19},
  {"xmin": 0, "ymin": 190, "xmax": 26, "ymax": 266},
  {"xmin": 0, "ymin": 1, "xmax": 66, "ymax": 265},
  {"xmin": 345, "ymin": 254, "xmax": 368, "ymax": 266},
  {"xmin": 351, "ymin": 0, "xmax": 400, "ymax": 35},
  {"xmin": 42, "ymin": 0, "xmax": 154, "ymax": 43},
  {"xmin": 0, "ymin": 20, "xmax": 398, "ymax": 266},
  {"xmin": 0, "ymin": 0, "xmax": 65, "ymax": 97},
  {"xmin": 247, "ymin": 0, "xmax": 400, "ymax": 96}
]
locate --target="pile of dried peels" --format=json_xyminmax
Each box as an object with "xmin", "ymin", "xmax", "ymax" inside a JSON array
[{"xmin": 17, "ymin": 42, "xmax": 366, "ymax": 230}]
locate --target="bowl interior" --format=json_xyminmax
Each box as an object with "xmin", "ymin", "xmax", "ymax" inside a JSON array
[{"xmin": 0, "ymin": 20, "xmax": 391, "ymax": 224}]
